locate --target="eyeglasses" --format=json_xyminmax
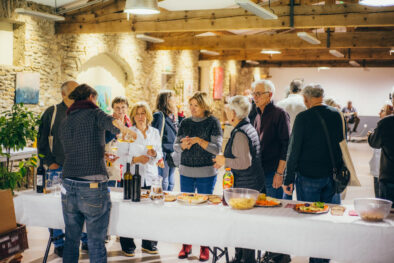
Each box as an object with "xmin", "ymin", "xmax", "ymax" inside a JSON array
[{"xmin": 252, "ymin": 91, "xmax": 270, "ymax": 98}]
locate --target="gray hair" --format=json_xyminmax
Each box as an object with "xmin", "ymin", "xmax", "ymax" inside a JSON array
[
  {"xmin": 228, "ymin": 95, "xmax": 251, "ymax": 120},
  {"xmin": 302, "ymin": 84, "xmax": 324, "ymax": 98},
  {"xmin": 61, "ymin": 81, "xmax": 77, "ymax": 95},
  {"xmin": 251, "ymin": 79, "xmax": 275, "ymax": 95}
]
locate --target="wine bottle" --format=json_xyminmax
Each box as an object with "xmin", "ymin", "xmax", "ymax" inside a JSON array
[
  {"xmin": 123, "ymin": 163, "xmax": 132, "ymax": 200},
  {"xmin": 132, "ymin": 164, "xmax": 141, "ymax": 202},
  {"xmin": 36, "ymin": 158, "xmax": 46, "ymax": 193}
]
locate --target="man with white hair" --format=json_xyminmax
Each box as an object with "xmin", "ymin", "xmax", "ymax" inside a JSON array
[
  {"xmin": 368, "ymin": 87, "xmax": 394, "ymax": 207},
  {"xmin": 277, "ymin": 79, "xmax": 307, "ymax": 130},
  {"xmin": 283, "ymin": 84, "xmax": 343, "ymax": 263},
  {"xmin": 37, "ymin": 81, "xmax": 88, "ymax": 257},
  {"xmin": 249, "ymin": 80, "xmax": 291, "ymax": 263}
]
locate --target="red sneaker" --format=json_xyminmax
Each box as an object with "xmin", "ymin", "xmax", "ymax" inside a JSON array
[
  {"xmin": 199, "ymin": 246, "xmax": 210, "ymax": 262},
  {"xmin": 178, "ymin": 244, "xmax": 192, "ymax": 259}
]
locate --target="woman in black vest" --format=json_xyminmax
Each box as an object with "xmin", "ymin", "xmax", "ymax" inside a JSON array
[
  {"xmin": 174, "ymin": 91, "xmax": 222, "ymax": 262},
  {"xmin": 213, "ymin": 95, "xmax": 265, "ymax": 263}
]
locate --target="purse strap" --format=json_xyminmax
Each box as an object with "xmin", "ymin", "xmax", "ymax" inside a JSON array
[
  {"xmin": 314, "ymin": 110, "xmax": 337, "ymax": 173},
  {"xmin": 160, "ymin": 112, "xmax": 165, "ymax": 140},
  {"xmin": 49, "ymin": 104, "xmax": 57, "ymax": 152}
]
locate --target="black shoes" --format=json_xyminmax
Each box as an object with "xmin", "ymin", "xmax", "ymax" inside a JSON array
[
  {"xmin": 122, "ymin": 247, "xmax": 136, "ymax": 257},
  {"xmin": 54, "ymin": 246, "xmax": 63, "ymax": 257},
  {"xmin": 81, "ymin": 243, "xmax": 89, "ymax": 252},
  {"xmin": 142, "ymin": 244, "xmax": 158, "ymax": 254}
]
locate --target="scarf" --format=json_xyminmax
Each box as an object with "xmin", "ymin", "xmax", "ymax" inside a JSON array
[{"xmin": 67, "ymin": 100, "xmax": 98, "ymax": 115}]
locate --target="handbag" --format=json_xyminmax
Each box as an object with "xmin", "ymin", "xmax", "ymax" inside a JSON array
[
  {"xmin": 48, "ymin": 104, "xmax": 57, "ymax": 153},
  {"xmin": 160, "ymin": 112, "xmax": 178, "ymax": 168},
  {"xmin": 315, "ymin": 111, "xmax": 350, "ymax": 194}
]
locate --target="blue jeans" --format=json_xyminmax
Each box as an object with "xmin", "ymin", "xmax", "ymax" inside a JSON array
[
  {"xmin": 46, "ymin": 167, "xmax": 87, "ymax": 248},
  {"xmin": 265, "ymin": 171, "xmax": 286, "ymax": 199},
  {"xmin": 62, "ymin": 179, "xmax": 111, "ymax": 263},
  {"xmin": 296, "ymin": 175, "xmax": 340, "ymax": 263},
  {"xmin": 180, "ymin": 175, "xmax": 217, "ymax": 194},
  {"xmin": 107, "ymin": 180, "xmax": 122, "ymax": 188},
  {"xmin": 158, "ymin": 158, "xmax": 175, "ymax": 191}
]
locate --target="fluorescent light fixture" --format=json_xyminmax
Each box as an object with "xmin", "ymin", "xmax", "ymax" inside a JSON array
[
  {"xmin": 195, "ymin": 32, "xmax": 217, "ymax": 37},
  {"xmin": 136, "ymin": 34, "xmax": 164, "ymax": 43},
  {"xmin": 261, "ymin": 50, "xmax": 281, "ymax": 55},
  {"xmin": 246, "ymin": 60, "xmax": 259, "ymax": 65},
  {"xmin": 329, "ymin": 49, "xmax": 344, "ymax": 58},
  {"xmin": 200, "ymin": 50, "xmax": 220, "ymax": 56},
  {"xmin": 297, "ymin": 32, "xmax": 321, "ymax": 45},
  {"xmin": 14, "ymin": 8, "xmax": 65, "ymax": 21},
  {"xmin": 359, "ymin": 0, "xmax": 394, "ymax": 6},
  {"xmin": 124, "ymin": 0, "xmax": 160, "ymax": 15},
  {"xmin": 317, "ymin": 67, "xmax": 330, "ymax": 71},
  {"xmin": 235, "ymin": 0, "xmax": 278, "ymax": 20},
  {"xmin": 349, "ymin": 60, "xmax": 360, "ymax": 67}
]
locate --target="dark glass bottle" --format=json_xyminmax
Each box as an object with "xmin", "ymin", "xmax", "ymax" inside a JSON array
[
  {"xmin": 36, "ymin": 158, "xmax": 46, "ymax": 193},
  {"xmin": 132, "ymin": 164, "xmax": 141, "ymax": 202},
  {"xmin": 123, "ymin": 163, "xmax": 132, "ymax": 200}
]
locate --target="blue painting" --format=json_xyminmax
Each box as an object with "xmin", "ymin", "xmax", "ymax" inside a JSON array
[
  {"xmin": 94, "ymin": 85, "xmax": 111, "ymax": 113},
  {"xmin": 15, "ymin": 72, "xmax": 40, "ymax": 104}
]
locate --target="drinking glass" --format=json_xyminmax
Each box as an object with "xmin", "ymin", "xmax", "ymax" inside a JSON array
[{"xmin": 150, "ymin": 178, "xmax": 164, "ymax": 204}]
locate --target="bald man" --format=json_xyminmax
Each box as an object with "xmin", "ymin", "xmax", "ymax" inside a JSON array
[{"xmin": 37, "ymin": 81, "xmax": 89, "ymax": 257}]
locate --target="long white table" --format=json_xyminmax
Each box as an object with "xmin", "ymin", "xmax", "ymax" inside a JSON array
[{"xmin": 14, "ymin": 190, "xmax": 394, "ymax": 263}]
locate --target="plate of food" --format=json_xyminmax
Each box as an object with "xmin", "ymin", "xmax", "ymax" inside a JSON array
[
  {"xmin": 164, "ymin": 194, "xmax": 177, "ymax": 202},
  {"xmin": 255, "ymin": 194, "xmax": 281, "ymax": 207},
  {"xmin": 294, "ymin": 202, "xmax": 329, "ymax": 214},
  {"xmin": 141, "ymin": 190, "xmax": 150, "ymax": 199},
  {"xmin": 177, "ymin": 193, "xmax": 208, "ymax": 205},
  {"xmin": 208, "ymin": 195, "xmax": 222, "ymax": 205}
]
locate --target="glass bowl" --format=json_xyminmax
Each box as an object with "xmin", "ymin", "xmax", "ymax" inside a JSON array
[
  {"xmin": 224, "ymin": 188, "xmax": 259, "ymax": 210},
  {"xmin": 354, "ymin": 198, "xmax": 392, "ymax": 222}
]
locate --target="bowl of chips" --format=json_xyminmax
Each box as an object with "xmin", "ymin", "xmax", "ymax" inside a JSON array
[
  {"xmin": 354, "ymin": 198, "xmax": 392, "ymax": 222},
  {"xmin": 224, "ymin": 188, "xmax": 259, "ymax": 210}
]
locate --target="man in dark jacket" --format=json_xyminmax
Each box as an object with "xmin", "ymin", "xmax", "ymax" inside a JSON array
[
  {"xmin": 37, "ymin": 81, "xmax": 88, "ymax": 256},
  {"xmin": 368, "ymin": 87, "xmax": 394, "ymax": 207}
]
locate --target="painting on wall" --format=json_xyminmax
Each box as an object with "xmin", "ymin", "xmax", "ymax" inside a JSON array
[
  {"xmin": 94, "ymin": 85, "xmax": 112, "ymax": 113},
  {"xmin": 15, "ymin": 72, "xmax": 40, "ymax": 104},
  {"xmin": 213, "ymin": 67, "xmax": 224, "ymax": 100}
]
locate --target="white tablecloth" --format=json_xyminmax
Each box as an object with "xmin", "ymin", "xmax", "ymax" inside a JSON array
[
  {"xmin": 14, "ymin": 190, "xmax": 394, "ymax": 263},
  {"xmin": 0, "ymin": 147, "xmax": 37, "ymax": 162}
]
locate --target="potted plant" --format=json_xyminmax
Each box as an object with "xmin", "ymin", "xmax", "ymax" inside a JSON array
[{"xmin": 0, "ymin": 103, "xmax": 40, "ymax": 193}]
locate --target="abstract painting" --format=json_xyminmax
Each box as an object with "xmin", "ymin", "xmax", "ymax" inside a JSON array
[
  {"xmin": 94, "ymin": 85, "xmax": 112, "ymax": 113},
  {"xmin": 15, "ymin": 72, "xmax": 40, "ymax": 104}
]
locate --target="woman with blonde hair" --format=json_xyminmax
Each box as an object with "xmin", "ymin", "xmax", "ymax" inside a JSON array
[
  {"xmin": 118, "ymin": 101, "xmax": 163, "ymax": 257},
  {"xmin": 174, "ymin": 91, "xmax": 222, "ymax": 261}
]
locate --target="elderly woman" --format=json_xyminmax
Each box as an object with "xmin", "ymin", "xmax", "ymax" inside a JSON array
[
  {"xmin": 152, "ymin": 90, "xmax": 185, "ymax": 191},
  {"xmin": 213, "ymin": 95, "xmax": 265, "ymax": 263},
  {"xmin": 119, "ymin": 101, "xmax": 163, "ymax": 257},
  {"xmin": 174, "ymin": 91, "xmax": 222, "ymax": 262}
]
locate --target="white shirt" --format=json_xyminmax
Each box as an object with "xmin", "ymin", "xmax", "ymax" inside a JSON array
[
  {"xmin": 277, "ymin": 94, "xmax": 307, "ymax": 130},
  {"xmin": 128, "ymin": 126, "xmax": 163, "ymax": 187}
]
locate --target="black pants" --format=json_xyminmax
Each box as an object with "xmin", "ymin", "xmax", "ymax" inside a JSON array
[
  {"xmin": 379, "ymin": 181, "xmax": 394, "ymax": 208},
  {"xmin": 348, "ymin": 116, "xmax": 360, "ymax": 132},
  {"xmin": 233, "ymin": 248, "xmax": 256, "ymax": 263},
  {"xmin": 120, "ymin": 185, "xmax": 157, "ymax": 251}
]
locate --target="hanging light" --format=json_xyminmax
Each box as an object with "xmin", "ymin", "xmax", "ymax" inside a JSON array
[
  {"xmin": 124, "ymin": 0, "xmax": 160, "ymax": 15},
  {"xmin": 359, "ymin": 0, "xmax": 394, "ymax": 6}
]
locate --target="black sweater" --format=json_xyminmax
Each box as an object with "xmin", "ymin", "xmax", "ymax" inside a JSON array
[
  {"xmin": 368, "ymin": 115, "xmax": 394, "ymax": 183},
  {"xmin": 284, "ymin": 105, "xmax": 344, "ymax": 185}
]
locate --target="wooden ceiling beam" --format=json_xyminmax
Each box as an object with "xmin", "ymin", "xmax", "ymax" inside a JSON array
[
  {"xmin": 199, "ymin": 48, "xmax": 393, "ymax": 60},
  {"xmin": 241, "ymin": 60, "xmax": 394, "ymax": 67},
  {"xmin": 148, "ymin": 32, "xmax": 394, "ymax": 50},
  {"xmin": 56, "ymin": 4, "xmax": 394, "ymax": 34}
]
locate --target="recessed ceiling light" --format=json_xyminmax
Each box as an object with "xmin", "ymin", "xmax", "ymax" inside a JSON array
[
  {"xmin": 235, "ymin": 0, "xmax": 278, "ymax": 20},
  {"xmin": 136, "ymin": 34, "xmax": 164, "ymax": 43},
  {"xmin": 261, "ymin": 50, "xmax": 281, "ymax": 55},
  {"xmin": 297, "ymin": 32, "xmax": 321, "ymax": 45},
  {"xmin": 329, "ymin": 49, "xmax": 345, "ymax": 58},
  {"xmin": 317, "ymin": 67, "xmax": 330, "ymax": 71},
  {"xmin": 200, "ymin": 50, "xmax": 220, "ymax": 56},
  {"xmin": 359, "ymin": 0, "xmax": 394, "ymax": 6},
  {"xmin": 349, "ymin": 60, "xmax": 361, "ymax": 67}
]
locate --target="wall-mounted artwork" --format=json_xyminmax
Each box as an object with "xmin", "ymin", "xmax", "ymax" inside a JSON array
[
  {"xmin": 94, "ymin": 85, "xmax": 112, "ymax": 113},
  {"xmin": 213, "ymin": 67, "xmax": 224, "ymax": 100},
  {"xmin": 15, "ymin": 72, "xmax": 40, "ymax": 104}
]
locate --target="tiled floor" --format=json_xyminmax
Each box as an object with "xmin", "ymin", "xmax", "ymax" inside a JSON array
[{"xmin": 21, "ymin": 142, "xmax": 375, "ymax": 263}]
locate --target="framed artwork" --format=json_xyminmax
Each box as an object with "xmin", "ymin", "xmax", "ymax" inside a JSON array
[
  {"xmin": 213, "ymin": 67, "xmax": 224, "ymax": 100},
  {"xmin": 15, "ymin": 72, "xmax": 40, "ymax": 104},
  {"xmin": 94, "ymin": 85, "xmax": 112, "ymax": 113}
]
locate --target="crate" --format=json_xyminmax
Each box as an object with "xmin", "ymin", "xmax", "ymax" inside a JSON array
[{"xmin": 0, "ymin": 225, "xmax": 28, "ymax": 260}]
